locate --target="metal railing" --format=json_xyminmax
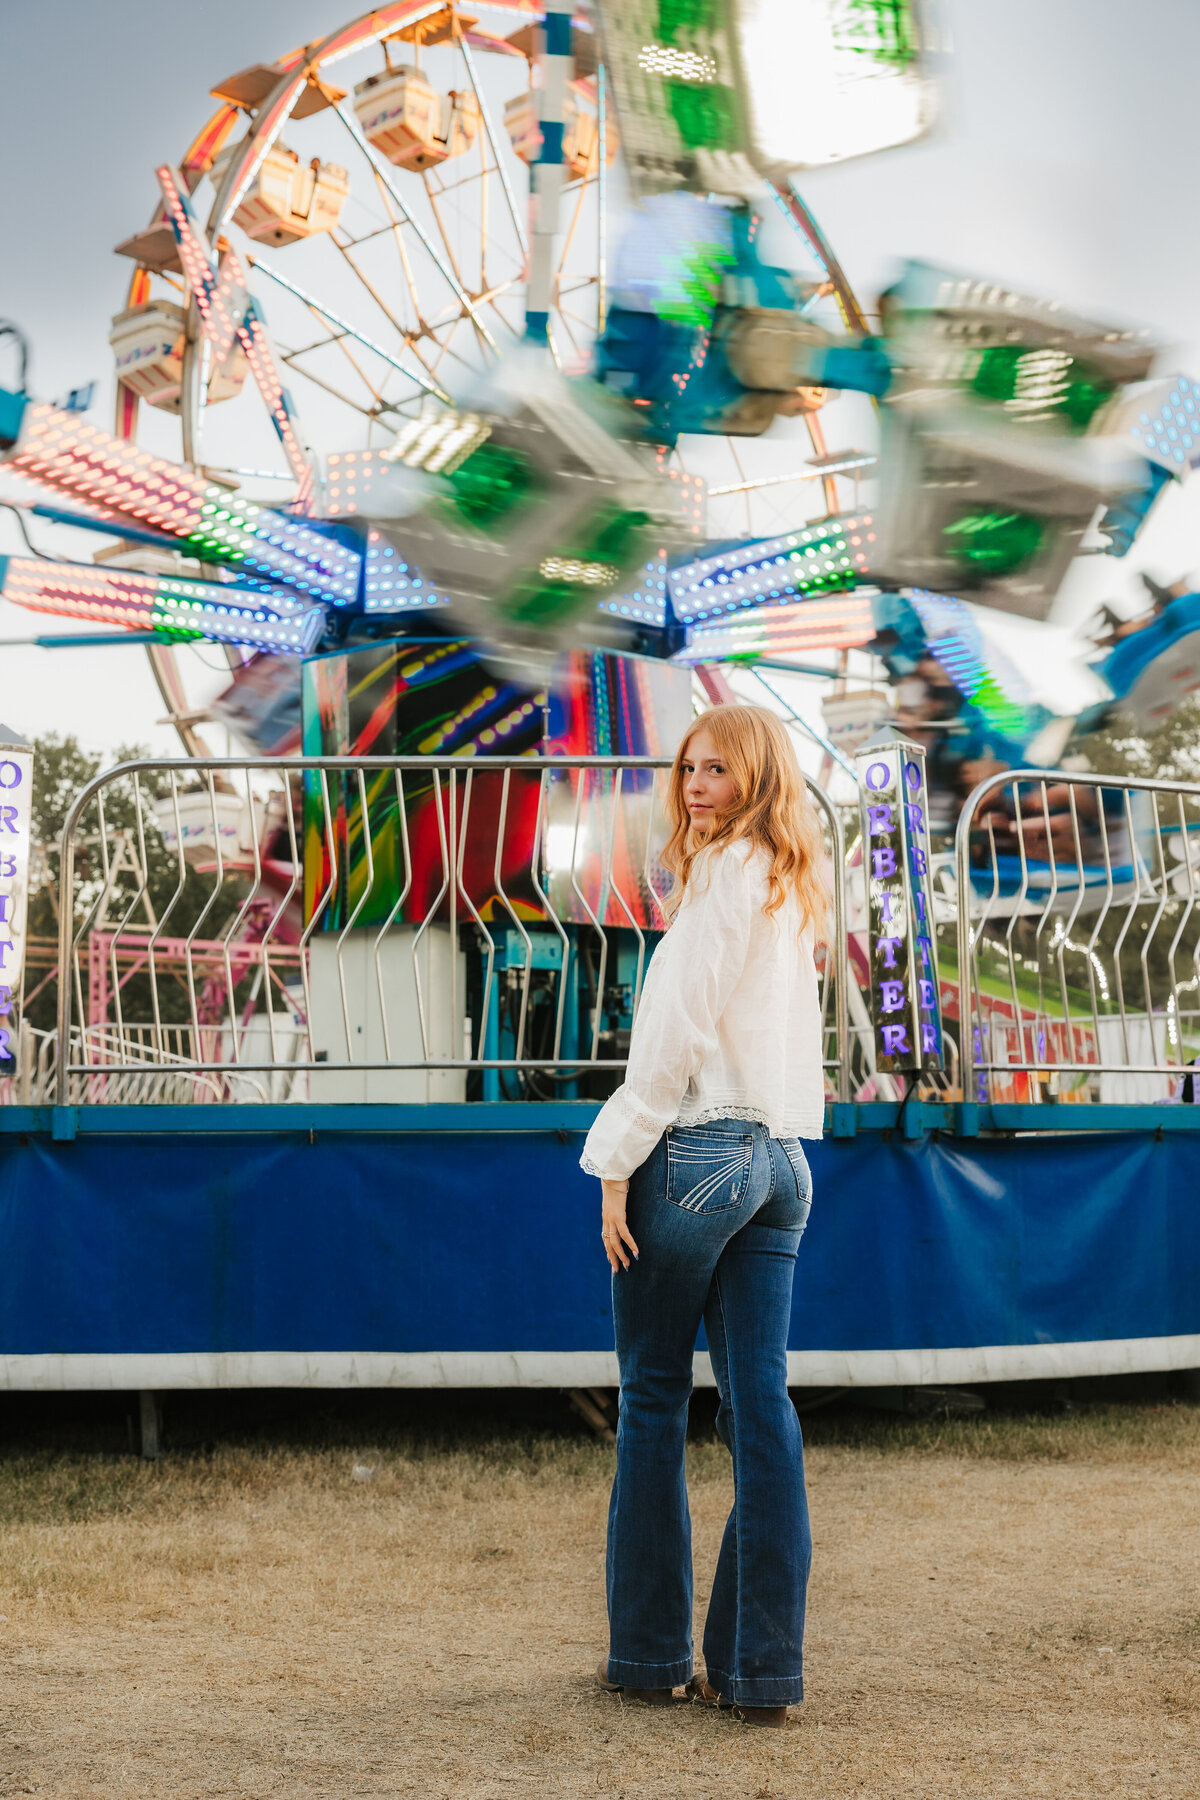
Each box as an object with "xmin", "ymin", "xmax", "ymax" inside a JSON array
[
  {"xmin": 53, "ymin": 755, "xmax": 850, "ymax": 1107},
  {"xmin": 955, "ymin": 768, "xmax": 1200, "ymax": 1103}
]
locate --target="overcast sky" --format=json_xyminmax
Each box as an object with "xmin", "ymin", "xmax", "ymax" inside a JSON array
[{"xmin": 2, "ymin": 0, "xmax": 1198, "ymax": 760}]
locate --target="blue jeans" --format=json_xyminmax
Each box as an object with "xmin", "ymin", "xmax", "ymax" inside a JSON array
[{"xmin": 605, "ymin": 1118, "xmax": 813, "ymax": 1707}]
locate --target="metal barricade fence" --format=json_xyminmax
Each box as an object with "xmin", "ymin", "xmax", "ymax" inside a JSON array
[
  {"xmin": 954, "ymin": 767, "xmax": 1200, "ymax": 1103},
  {"xmin": 53, "ymin": 756, "xmax": 849, "ymax": 1107}
]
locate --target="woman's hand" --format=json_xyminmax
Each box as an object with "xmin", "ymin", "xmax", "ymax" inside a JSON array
[{"xmin": 601, "ymin": 1178, "xmax": 639, "ymax": 1273}]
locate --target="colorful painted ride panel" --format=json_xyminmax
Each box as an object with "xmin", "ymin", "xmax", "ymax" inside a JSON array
[{"xmin": 300, "ymin": 642, "xmax": 690, "ymax": 931}]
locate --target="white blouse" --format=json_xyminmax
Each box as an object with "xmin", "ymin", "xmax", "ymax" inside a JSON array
[{"xmin": 580, "ymin": 839, "xmax": 826, "ymax": 1181}]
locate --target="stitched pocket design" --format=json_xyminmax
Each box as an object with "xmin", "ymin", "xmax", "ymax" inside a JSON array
[
  {"xmin": 666, "ymin": 1129, "xmax": 754, "ymax": 1215},
  {"xmin": 779, "ymin": 1137, "xmax": 813, "ymax": 1203}
]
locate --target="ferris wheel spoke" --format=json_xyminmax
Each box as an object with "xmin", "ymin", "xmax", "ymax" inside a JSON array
[
  {"xmin": 458, "ymin": 30, "xmax": 528, "ymax": 261},
  {"xmin": 314, "ymin": 325, "xmax": 390, "ymax": 416},
  {"xmin": 419, "ymin": 172, "xmax": 510, "ymax": 361},
  {"xmin": 333, "ymin": 99, "xmax": 499, "ymax": 354},
  {"xmin": 248, "ymin": 252, "xmax": 450, "ymax": 402},
  {"xmin": 421, "ymin": 179, "xmax": 474, "ymax": 304},
  {"xmin": 277, "ymin": 347, "xmax": 402, "ymax": 429},
  {"xmin": 473, "ymin": 277, "xmax": 523, "ymax": 318},
  {"xmin": 329, "ymin": 235, "xmax": 422, "ymax": 356},
  {"xmin": 363, "ymin": 186, "xmax": 431, "ymax": 337}
]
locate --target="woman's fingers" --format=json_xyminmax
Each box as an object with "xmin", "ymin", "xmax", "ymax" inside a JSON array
[
  {"xmin": 600, "ymin": 1177, "xmax": 636, "ymax": 1273},
  {"xmin": 607, "ymin": 1227, "xmax": 631, "ymax": 1271},
  {"xmin": 602, "ymin": 1223, "xmax": 637, "ymax": 1270}
]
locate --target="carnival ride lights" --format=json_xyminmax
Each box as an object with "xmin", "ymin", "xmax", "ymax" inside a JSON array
[
  {"xmin": 904, "ymin": 588, "xmax": 1039, "ymax": 743},
  {"xmin": 3, "ymin": 403, "xmax": 360, "ymax": 605},
  {"xmin": 363, "ymin": 531, "xmax": 450, "ymax": 612},
  {"xmin": 0, "ymin": 557, "xmax": 326, "ymax": 655},
  {"xmin": 1122, "ymin": 376, "xmax": 1200, "ymax": 473},
  {"xmin": 874, "ymin": 261, "xmax": 1174, "ymax": 617},
  {"xmin": 675, "ymin": 590, "xmax": 877, "ymax": 663},
  {"xmin": 666, "ymin": 514, "xmax": 874, "ymax": 623},
  {"xmin": 599, "ymin": 0, "xmax": 934, "ymax": 200},
  {"xmin": 156, "ymin": 165, "xmax": 314, "ymax": 500},
  {"xmin": 599, "ymin": 551, "xmax": 669, "ymax": 627}
]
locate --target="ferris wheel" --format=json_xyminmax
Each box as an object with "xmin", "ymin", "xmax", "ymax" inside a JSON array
[{"xmin": 107, "ymin": 0, "xmax": 876, "ymax": 753}]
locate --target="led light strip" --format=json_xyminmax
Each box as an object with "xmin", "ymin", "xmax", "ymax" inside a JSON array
[
  {"xmin": 906, "ymin": 588, "xmax": 1033, "ymax": 737},
  {"xmin": 5, "ymin": 403, "xmax": 360, "ymax": 605},
  {"xmin": 599, "ymin": 550, "xmax": 669, "ymax": 627},
  {"xmin": 676, "ymin": 592, "xmax": 877, "ymax": 663},
  {"xmin": 157, "ymin": 165, "xmax": 314, "ymax": 505},
  {"xmin": 1129, "ymin": 375, "xmax": 1200, "ymax": 472},
  {"xmin": 0, "ymin": 556, "xmax": 325, "ymax": 655},
  {"xmin": 667, "ymin": 513, "xmax": 875, "ymax": 623},
  {"xmin": 362, "ymin": 531, "xmax": 450, "ymax": 613}
]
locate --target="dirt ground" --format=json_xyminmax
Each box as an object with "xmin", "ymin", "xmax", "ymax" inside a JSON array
[{"xmin": 0, "ymin": 1396, "xmax": 1198, "ymax": 1800}]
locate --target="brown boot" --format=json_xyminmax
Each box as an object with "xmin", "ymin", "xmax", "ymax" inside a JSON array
[
  {"xmin": 732, "ymin": 1703, "xmax": 789, "ymax": 1728},
  {"xmin": 596, "ymin": 1659, "xmax": 678, "ymax": 1706},
  {"xmin": 685, "ymin": 1674, "xmax": 732, "ymax": 1710}
]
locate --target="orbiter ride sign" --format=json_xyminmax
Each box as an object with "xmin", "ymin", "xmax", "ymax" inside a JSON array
[{"xmin": 0, "ymin": 725, "xmax": 33, "ymax": 1069}]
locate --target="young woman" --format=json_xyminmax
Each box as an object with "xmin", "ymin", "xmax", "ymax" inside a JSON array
[{"xmin": 581, "ymin": 703, "xmax": 826, "ymax": 1728}]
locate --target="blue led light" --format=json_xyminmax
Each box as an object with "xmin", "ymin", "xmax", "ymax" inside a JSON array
[{"xmin": 666, "ymin": 513, "xmax": 875, "ymax": 623}]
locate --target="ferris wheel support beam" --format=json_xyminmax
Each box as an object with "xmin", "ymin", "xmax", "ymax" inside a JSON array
[
  {"xmin": 597, "ymin": 62, "xmax": 608, "ymax": 333},
  {"xmin": 179, "ymin": 304, "xmax": 210, "ymax": 471},
  {"xmin": 524, "ymin": 2, "xmax": 574, "ymax": 346},
  {"xmin": 334, "ymin": 102, "xmax": 500, "ymax": 355}
]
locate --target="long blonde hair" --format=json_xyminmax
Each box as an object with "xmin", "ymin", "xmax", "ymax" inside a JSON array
[{"xmin": 661, "ymin": 704, "xmax": 827, "ymax": 938}]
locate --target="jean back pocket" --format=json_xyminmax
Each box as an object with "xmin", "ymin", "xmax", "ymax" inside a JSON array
[
  {"xmin": 666, "ymin": 1126, "xmax": 754, "ymax": 1215},
  {"xmin": 778, "ymin": 1137, "xmax": 812, "ymax": 1203}
]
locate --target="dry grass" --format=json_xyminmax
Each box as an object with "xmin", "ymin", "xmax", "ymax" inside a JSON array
[{"xmin": 0, "ymin": 1399, "xmax": 1198, "ymax": 1798}]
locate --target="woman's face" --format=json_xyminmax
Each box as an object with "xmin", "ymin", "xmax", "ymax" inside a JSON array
[{"xmin": 681, "ymin": 727, "xmax": 738, "ymax": 832}]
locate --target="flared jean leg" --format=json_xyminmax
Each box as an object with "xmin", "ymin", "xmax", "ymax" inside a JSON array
[
  {"xmin": 605, "ymin": 1125, "xmax": 811, "ymax": 1699},
  {"xmin": 605, "ymin": 1351, "xmax": 696, "ymax": 1689},
  {"xmin": 700, "ymin": 1199, "xmax": 811, "ymax": 1708}
]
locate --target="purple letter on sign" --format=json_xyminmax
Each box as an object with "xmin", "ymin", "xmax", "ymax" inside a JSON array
[
  {"xmin": 921, "ymin": 1023, "xmax": 940, "ymax": 1054},
  {"xmin": 878, "ymin": 935, "xmax": 901, "ymax": 968},
  {"xmin": 880, "ymin": 979, "xmax": 905, "ymax": 1013},
  {"xmin": 865, "ymin": 761, "xmax": 891, "ymax": 792},
  {"xmin": 918, "ymin": 979, "xmax": 936, "ymax": 1009},
  {"xmin": 872, "ymin": 847, "xmax": 897, "ymax": 879},
  {"xmin": 910, "ymin": 846, "xmax": 927, "ymax": 877},
  {"xmin": 867, "ymin": 804, "xmax": 894, "ymax": 837},
  {"xmin": 882, "ymin": 1023, "xmax": 910, "ymax": 1057}
]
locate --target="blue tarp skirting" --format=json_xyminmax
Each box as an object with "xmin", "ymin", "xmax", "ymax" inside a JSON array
[{"xmin": 0, "ymin": 1121, "xmax": 1196, "ymax": 1386}]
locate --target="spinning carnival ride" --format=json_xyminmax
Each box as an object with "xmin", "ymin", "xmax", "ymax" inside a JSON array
[
  {"xmin": 4, "ymin": 0, "xmax": 1200, "ymax": 1101},
  {"xmin": 0, "ymin": 0, "xmax": 919, "ymax": 757}
]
